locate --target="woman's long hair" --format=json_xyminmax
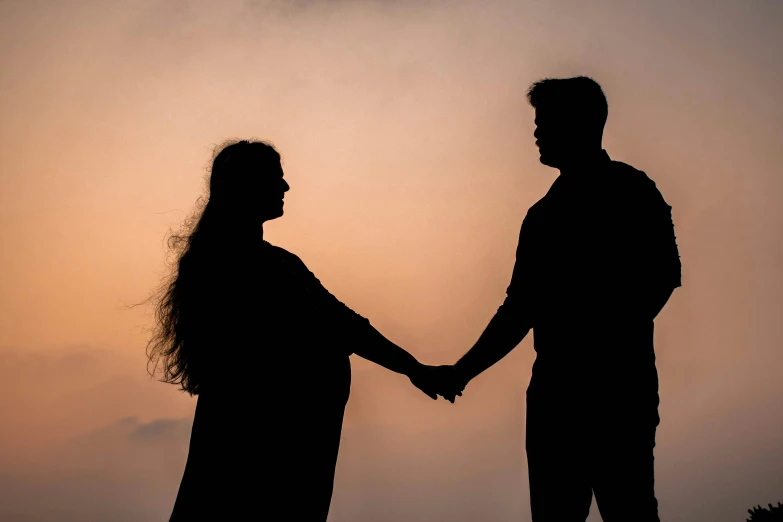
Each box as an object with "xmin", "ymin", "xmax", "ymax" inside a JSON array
[{"xmin": 146, "ymin": 140, "xmax": 280, "ymax": 395}]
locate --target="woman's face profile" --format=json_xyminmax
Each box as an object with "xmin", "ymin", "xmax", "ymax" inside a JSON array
[
  {"xmin": 256, "ymin": 159, "xmax": 290, "ymax": 222},
  {"xmin": 214, "ymin": 148, "xmax": 290, "ymax": 225}
]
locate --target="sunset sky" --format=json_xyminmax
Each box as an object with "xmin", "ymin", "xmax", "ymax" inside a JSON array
[{"xmin": 1, "ymin": 0, "xmax": 782, "ymax": 520}]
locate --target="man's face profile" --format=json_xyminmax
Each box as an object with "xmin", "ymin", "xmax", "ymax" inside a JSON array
[
  {"xmin": 534, "ymin": 106, "xmax": 558, "ymax": 168},
  {"xmin": 534, "ymin": 106, "xmax": 570, "ymax": 169},
  {"xmin": 533, "ymin": 105, "xmax": 593, "ymax": 169}
]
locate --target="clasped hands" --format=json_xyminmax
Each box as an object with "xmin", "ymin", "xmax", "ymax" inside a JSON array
[{"xmin": 408, "ymin": 364, "xmax": 468, "ymax": 403}]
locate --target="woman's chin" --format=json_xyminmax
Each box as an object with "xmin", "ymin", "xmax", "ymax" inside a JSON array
[{"xmin": 266, "ymin": 208, "xmax": 285, "ymax": 220}]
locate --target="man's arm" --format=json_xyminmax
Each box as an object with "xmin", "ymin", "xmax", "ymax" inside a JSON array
[
  {"xmin": 449, "ymin": 210, "xmax": 539, "ymax": 393},
  {"xmin": 452, "ymin": 302, "xmax": 532, "ymax": 388},
  {"xmin": 634, "ymin": 179, "xmax": 682, "ymax": 321}
]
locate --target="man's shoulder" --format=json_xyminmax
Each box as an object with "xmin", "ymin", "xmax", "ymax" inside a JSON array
[
  {"xmin": 607, "ymin": 160, "xmax": 667, "ymax": 202},
  {"xmin": 609, "ymin": 160, "xmax": 653, "ymax": 185}
]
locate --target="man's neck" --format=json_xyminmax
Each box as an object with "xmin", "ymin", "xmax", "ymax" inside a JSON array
[{"xmin": 558, "ymin": 148, "xmax": 609, "ymax": 175}]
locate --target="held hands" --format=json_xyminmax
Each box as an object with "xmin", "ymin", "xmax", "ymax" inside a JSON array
[{"xmin": 408, "ymin": 364, "xmax": 468, "ymax": 403}]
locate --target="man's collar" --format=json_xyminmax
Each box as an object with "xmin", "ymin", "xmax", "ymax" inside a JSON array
[{"xmin": 559, "ymin": 149, "xmax": 611, "ymax": 176}]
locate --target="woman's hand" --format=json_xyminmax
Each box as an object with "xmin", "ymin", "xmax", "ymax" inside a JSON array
[{"xmin": 407, "ymin": 364, "xmax": 465, "ymax": 403}]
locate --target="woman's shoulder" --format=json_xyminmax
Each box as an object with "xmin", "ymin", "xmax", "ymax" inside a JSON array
[{"xmin": 263, "ymin": 241, "xmax": 309, "ymax": 270}]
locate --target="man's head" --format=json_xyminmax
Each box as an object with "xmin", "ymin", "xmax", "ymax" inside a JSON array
[{"xmin": 527, "ymin": 76, "xmax": 608, "ymax": 169}]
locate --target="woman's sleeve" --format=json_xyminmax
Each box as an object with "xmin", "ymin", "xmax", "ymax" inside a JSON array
[{"xmin": 284, "ymin": 251, "xmax": 374, "ymax": 353}]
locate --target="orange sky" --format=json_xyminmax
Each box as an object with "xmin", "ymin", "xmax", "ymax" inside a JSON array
[{"xmin": 1, "ymin": 1, "xmax": 782, "ymax": 520}]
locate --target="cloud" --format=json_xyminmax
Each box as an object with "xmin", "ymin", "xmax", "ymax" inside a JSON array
[
  {"xmin": 56, "ymin": 415, "xmax": 193, "ymax": 470},
  {"xmin": 132, "ymin": 416, "xmax": 191, "ymax": 441},
  {"xmin": 0, "ymin": 345, "xmax": 195, "ymax": 467},
  {"xmin": 0, "ymin": 345, "xmax": 193, "ymax": 520},
  {"xmin": 0, "ymin": 415, "xmax": 192, "ymax": 522}
]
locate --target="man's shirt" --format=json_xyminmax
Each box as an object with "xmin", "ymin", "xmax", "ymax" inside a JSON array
[{"xmin": 499, "ymin": 150, "xmax": 681, "ymax": 375}]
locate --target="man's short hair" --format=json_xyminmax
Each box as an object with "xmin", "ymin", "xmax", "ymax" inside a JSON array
[{"xmin": 527, "ymin": 76, "xmax": 608, "ymax": 131}]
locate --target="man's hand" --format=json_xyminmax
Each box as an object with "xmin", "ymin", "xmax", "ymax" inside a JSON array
[{"xmin": 433, "ymin": 365, "xmax": 467, "ymax": 403}]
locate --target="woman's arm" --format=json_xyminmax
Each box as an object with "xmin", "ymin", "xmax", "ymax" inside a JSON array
[
  {"xmin": 351, "ymin": 326, "xmax": 418, "ymax": 376},
  {"xmin": 352, "ymin": 325, "xmax": 440, "ymax": 401},
  {"xmin": 283, "ymin": 249, "xmax": 438, "ymax": 398}
]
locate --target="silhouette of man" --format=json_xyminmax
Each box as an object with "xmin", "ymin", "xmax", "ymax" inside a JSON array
[{"xmin": 437, "ymin": 77, "xmax": 681, "ymax": 521}]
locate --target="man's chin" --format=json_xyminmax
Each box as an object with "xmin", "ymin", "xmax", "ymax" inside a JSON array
[{"xmin": 263, "ymin": 209, "xmax": 285, "ymax": 221}]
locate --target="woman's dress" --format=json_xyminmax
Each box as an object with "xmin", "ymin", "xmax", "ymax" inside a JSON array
[{"xmin": 169, "ymin": 241, "xmax": 372, "ymax": 521}]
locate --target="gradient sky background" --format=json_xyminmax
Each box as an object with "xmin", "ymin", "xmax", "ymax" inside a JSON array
[{"xmin": 1, "ymin": 0, "xmax": 782, "ymax": 520}]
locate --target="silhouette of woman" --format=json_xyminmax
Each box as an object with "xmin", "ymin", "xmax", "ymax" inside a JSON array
[{"xmin": 147, "ymin": 140, "xmax": 437, "ymax": 521}]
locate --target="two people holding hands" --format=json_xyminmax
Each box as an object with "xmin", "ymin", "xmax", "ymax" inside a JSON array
[{"xmin": 153, "ymin": 76, "xmax": 679, "ymax": 522}]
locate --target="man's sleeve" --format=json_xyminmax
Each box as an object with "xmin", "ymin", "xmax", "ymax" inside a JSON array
[
  {"xmin": 495, "ymin": 209, "xmax": 539, "ymax": 327},
  {"xmin": 639, "ymin": 180, "xmax": 682, "ymax": 290}
]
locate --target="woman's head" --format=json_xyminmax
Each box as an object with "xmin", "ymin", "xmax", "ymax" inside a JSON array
[{"xmin": 208, "ymin": 140, "xmax": 290, "ymax": 224}]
